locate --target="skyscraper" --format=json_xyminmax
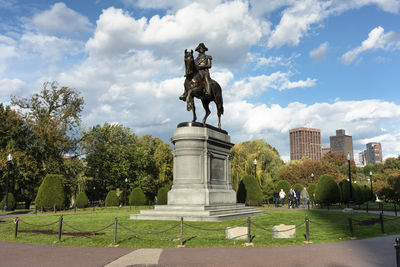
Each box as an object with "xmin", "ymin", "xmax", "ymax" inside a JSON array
[
  {"xmin": 330, "ymin": 129, "xmax": 354, "ymax": 160},
  {"xmin": 366, "ymin": 143, "xmax": 382, "ymax": 164},
  {"xmin": 289, "ymin": 127, "xmax": 321, "ymax": 161}
]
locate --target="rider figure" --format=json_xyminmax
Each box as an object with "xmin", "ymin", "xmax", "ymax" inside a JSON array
[
  {"xmin": 195, "ymin": 43, "xmax": 212, "ymax": 97},
  {"xmin": 179, "ymin": 43, "xmax": 212, "ymax": 101}
]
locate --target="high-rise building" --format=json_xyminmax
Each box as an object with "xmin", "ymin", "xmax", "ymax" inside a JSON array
[
  {"xmin": 358, "ymin": 150, "xmax": 367, "ymax": 166},
  {"xmin": 329, "ymin": 129, "xmax": 354, "ymax": 160},
  {"xmin": 321, "ymin": 145, "xmax": 331, "ymax": 158},
  {"xmin": 366, "ymin": 143, "xmax": 382, "ymax": 164},
  {"xmin": 289, "ymin": 127, "xmax": 321, "ymax": 161}
]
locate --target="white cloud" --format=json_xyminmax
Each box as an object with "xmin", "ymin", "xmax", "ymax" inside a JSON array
[
  {"xmin": 20, "ymin": 32, "xmax": 84, "ymax": 61},
  {"xmin": 247, "ymin": 52, "xmax": 300, "ymax": 68},
  {"xmin": 123, "ymin": 0, "xmax": 223, "ymax": 11},
  {"xmin": 341, "ymin": 26, "xmax": 400, "ymax": 64},
  {"xmin": 0, "ymin": 78, "xmax": 26, "ymax": 100},
  {"xmin": 86, "ymin": 2, "xmax": 269, "ymax": 66},
  {"xmin": 310, "ymin": 42, "xmax": 329, "ymax": 61},
  {"xmin": 267, "ymin": 0, "xmax": 400, "ymax": 48},
  {"xmin": 31, "ymin": 2, "xmax": 92, "ymax": 38},
  {"xmin": 226, "ymin": 71, "xmax": 316, "ymax": 101}
]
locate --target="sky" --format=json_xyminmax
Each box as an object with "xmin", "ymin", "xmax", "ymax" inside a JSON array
[{"xmin": 1, "ymin": 0, "xmax": 400, "ymax": 162}]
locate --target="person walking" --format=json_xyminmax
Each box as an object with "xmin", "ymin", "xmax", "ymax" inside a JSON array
[
  {"xmin": 273, "ymin": 190, "xmax": 279, "ymax": 207},
  {"xmin": 279, "ymin": 189, "xmax": 286, "ymax": 206},
  {"xmin": 301, "ymin": 187, "xmax": 309, "ymax": 208},
  {"xmin": 295, "ymin": 189, "xmax": 300, "ymax": 208}
]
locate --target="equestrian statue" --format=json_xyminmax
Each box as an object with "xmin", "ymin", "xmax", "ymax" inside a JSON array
[{"xmin": 179, "ymin": 43, "xmax": 224, "ymax": 129}]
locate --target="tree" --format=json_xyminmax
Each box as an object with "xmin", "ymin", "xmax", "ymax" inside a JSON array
[
  {"xmin": 129, "ymin": 187, "xmax": 147, "ymax": 206},
  {"xmin": 231, "ymin": 140, "xmax": 283, "ymax": 191},
  {"xmin": 75, "ymin": 192, "xmax": 89, "ymax": 208},
  {"xmin": 338, "ymin": 179, "xmax": 350, "ymax": 203},
  {"xmin": 275, "ymin": 180, "xmax": 291, "ymax": 201},
  {"xmin": 105, "ymin": 190, "xmax": 120, "ymax": 207},
  {"xmin": 11, "ymin": 82, "xmax": 84, "ymax": 172},
  {"xmin": 307, "ymin": 184, "xmax": 317, "ymax": 204}
]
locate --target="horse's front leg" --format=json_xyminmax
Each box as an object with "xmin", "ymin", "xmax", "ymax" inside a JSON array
[
  {"xmin": 191, "ymin": 97, "xmax": 197, "ymax": 122},
  {"xmin": 186, "ymin": 90, "xmax": 192, "ymax": 111},
  {"xmin": 201, "ymin": 100, "xmax": 211, "ymax": 126}
]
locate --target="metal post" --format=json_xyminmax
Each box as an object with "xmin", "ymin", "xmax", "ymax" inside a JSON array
[
  {"xmin": 305, "ymin": 215, "xmax": 310, "ymax": 242},
  {"xmin": 114, "ymin": 216, "xmax": 117, "ymax": 244},
  {"xmin": 348, "ymin": 157, "xmax": 353, "ymax": 205},
  {"xmin": 395, "ymin": 204, "xmax": 397, "ymax": 217},
  {"xmin": 381, "ymin": 203, "xmax": 384, "ymax": 214},
  {"xmin": 380, "ymin": 212, "xmax": 385, "ymax": 234},
  {"xmin": 58, "ymin": 215, "xmax": 63, "ymax": 241},
  {"xmin": 3, "ymin": 161, "xmax": 10, "ymax": 212},
  {"xmin": 307, "ymin": 201, "xmax": 310, "ymax": 210},
  {"xmin": 14, "ymin": 217, "xmax": 19, "ymax": 239},
  {"xmin": 366, "ymin": 202, "xmax": 369, "ymax": 213},
  {"xmin": 348, "ymin": 217, "xmax": 354, "ymax": 238},
  {"xmin": 74, "ymin": 205, "xmax": 77, "ymax": 213},
  {"xmin": 54, "ymin": 204, "xmax": 56, "ymax": 213},
  {"xmin": 247, "ymin": 217, "xmax": 251, "ymax": 243},
  {"xmin": 180, "ymin": 217, "xmax": 183, "ymax": 247},
  {"xmin": 394, "ymin": 237, "xmax": 400, "ymax": 267}
]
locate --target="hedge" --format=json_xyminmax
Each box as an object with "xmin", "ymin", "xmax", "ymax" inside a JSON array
[
  {"xmin": 129, "ymin": 187, "xmax": 147, "ymax": 206},
  {"xmin": 105, "ymin": 190, "xmax": 120, "ymax": 207},
  {"xmin": 75, "ymin": 192, "xmax": 89, "ymax": 208},
  {"xmin": 293, "ymin": 183, "xmax": 303, "ymax": 194},
  {"xmin": 0, "ymin": 193, "xmax": 16, "ymax": 211},
  {"xmin": 307, "ymin": 184, "xmax": 317, "ymax": 203},
  {"xmin": 157, "ymin": 186, "xmax": 169, "ymax": 205},
  {"xmin": 237, "ymin": 174, "xmax": 263, "ymax": 206},
  {"xmin": 315, "ymin": 174, "xmax": 340, "ymax": 204},
  {"xmin": 35, "ymin": 174, "xmax": 65, "ymax": 210},
  {"xmin": 339, "ymin": 179, "xmax": 350, "ymax": 203}
]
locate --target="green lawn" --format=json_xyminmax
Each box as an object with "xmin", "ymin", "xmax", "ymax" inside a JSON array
[{"xmin": 0, "ymin": 209, "xmax": 399, "ymax": 248}]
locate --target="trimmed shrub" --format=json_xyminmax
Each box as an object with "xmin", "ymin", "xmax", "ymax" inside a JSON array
[
  {"xmin": 35, "ymin": 174, "xmax": 65, "ymax": 210},
  {"xmin": 75, "ymin": 192, "xmax": 89, "ymax": 208},
  {"xmin": 105, "ymin": 190, "xmax": 120, "ymax": 207},
  {"xmin": 129, "ymin": 187, "xmax": 147, "ymax": 206},
  {"xmin": 362, "ymin": 185, "xmax": 372, "ymax": 202},
  {"xmin": 339, "ymin": 179, "xmax": 350, "ymax": 203},
  {"xmin": 0, "ymin": 193, "xmax": 16, "ymax": 211},
  {"xmin": 307, "ymin": 184, "xmax": 317, "ymax": 203},
  {"xmin": 237, "ymin": 175, "xmax": 263, "ymax": 206},
  {"xmin": 157, "ymin": 186, "xmax": 169, "ymax": 205},
  {"xmin": 275, "ymin": 180, "xmax": 291, "ymax": 201},
  {"xmin": 315, "ymin": 174, "xmax": 340, "ymax": 204},
  {"xmin": 352, "ymin": 183, "xmax": 363, "ymax": 204}
]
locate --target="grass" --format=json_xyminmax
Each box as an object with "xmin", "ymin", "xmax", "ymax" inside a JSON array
[{"xmin": 1, "ymin": 208, "xmax": 400, "ymax": 248}]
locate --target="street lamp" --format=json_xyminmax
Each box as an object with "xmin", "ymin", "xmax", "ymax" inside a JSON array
[
  {"xmin": 253, "ymin": 158, "xmax": 257, "ymax": 180},
  {"xmin": 125, "ymin": 178, "xmax": 129, "ymax": 205},
  {"xmin": 347, "ymin": 153, "xmax": 353, "ymax": 205},
  {"xmin": 3, "ymin": 153, "xmax": 12, "ymax": 211},
  {"xmin": 369, "ymin": 171, "xmax": 374, "ymax": 201},
  {"xmin": 311, "ymin": 173, "xmax": 314, "ymax": 183}
]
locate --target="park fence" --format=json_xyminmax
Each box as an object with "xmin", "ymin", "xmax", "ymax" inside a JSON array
[{"xmin": 5, "ymin": 212, "xmax": 400, "ymax": 247}]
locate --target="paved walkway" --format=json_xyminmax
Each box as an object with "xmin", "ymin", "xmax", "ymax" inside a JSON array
[{"xmin": 1, "ymin": 235, "xmax": 398, "ymax": 266}]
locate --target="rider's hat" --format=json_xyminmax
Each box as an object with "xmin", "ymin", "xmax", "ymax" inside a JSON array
[{"xmin": 195, "ymin": 43, "xmax": 208, "ymax": 52}]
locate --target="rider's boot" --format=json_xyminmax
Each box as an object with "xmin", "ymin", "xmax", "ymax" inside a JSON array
[{"xmin": 204, "ymin": 78, "xmax": 211, "ymax": 97}]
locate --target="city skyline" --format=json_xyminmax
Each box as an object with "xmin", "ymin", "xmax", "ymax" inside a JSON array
[{"xmin": 1, "ymin": 1, "xmax": 400, "ymax": 162}]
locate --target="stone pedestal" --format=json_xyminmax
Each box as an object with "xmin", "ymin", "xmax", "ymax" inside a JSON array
[{"xmin": 131, "ymin": 122, "xmax": 263, "ymax": 221}]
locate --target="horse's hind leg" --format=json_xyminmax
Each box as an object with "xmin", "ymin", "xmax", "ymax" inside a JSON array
[
  {"xmin": 202, "ymin": 100, "xmax": 211, "ymax": 126},
  {"xmin": 217, "ymin": 110, "xmax": 221, "ymax": 129}
]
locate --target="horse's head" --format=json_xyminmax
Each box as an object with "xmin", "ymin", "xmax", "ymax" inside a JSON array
[{"xmin": 184, "ymin": 49, "xmax": 195, "ymax": 77}]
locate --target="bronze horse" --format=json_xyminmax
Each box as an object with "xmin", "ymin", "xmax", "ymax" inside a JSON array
[{"xmin": 181, "ymin": 49, "xmax": 224, "ymax": 128}]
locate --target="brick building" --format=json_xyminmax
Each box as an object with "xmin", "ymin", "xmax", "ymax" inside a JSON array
[{"xmin": 289, "ymin": 127, "xmax": 322, "ymax": 161}]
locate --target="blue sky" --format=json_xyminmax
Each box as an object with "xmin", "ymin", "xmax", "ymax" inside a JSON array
[{"xmin": 1, "ymin": 0, "xmax": 400, "ymax": 162}]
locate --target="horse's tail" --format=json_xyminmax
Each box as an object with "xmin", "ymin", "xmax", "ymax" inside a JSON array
[{"xmin": 213, "ymin": 81, "xmax": 224, "ymax": 115}]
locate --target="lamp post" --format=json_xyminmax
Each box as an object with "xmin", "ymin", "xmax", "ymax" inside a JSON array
[
  {"xmin": 253, "ymin": 158, "xmax": 257, "ymax": 180},
  {"xmin": 369, "ymin": 171, "xmax": 374, "ymax": 201},
  {"xmin": 347, "ymin": 153, "xmax": 353, "ymax": 205},
  {"xmin": 3, "ymin": 153, "xmax": 12, "ymax": 212},
  {"xmin": 311, "ymin": 173, "xmax": 314, "ymax": 183},
  {"xmin": 125, "ymin": 178, "xmax": 129, "ymax": 205}
]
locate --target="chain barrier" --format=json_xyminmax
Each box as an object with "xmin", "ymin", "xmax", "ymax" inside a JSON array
[
  {"xmin": 251, "ymin": 221, "xmax": 305, "ymax": 232},
  {"xmin": 309, "ymin": 220, "xmax": 347, "ymax": 227},
  {"xmin": 383, "ymin": 216, "xmax": 400, "ymax": 222},
  {"xmin": 62, "ymin": 221, "xmax": 114, "ymax": 234},
  {"xmin": 117, "ymin": 223, "xmax": 180, "ymax": 241},
  {"xmin": 118, "ymin": 221, "xmax": 180, "ymax": 235},
  {"xmin": 18, "ymin": 218, "xmax": 59, "ymax": 227}
]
